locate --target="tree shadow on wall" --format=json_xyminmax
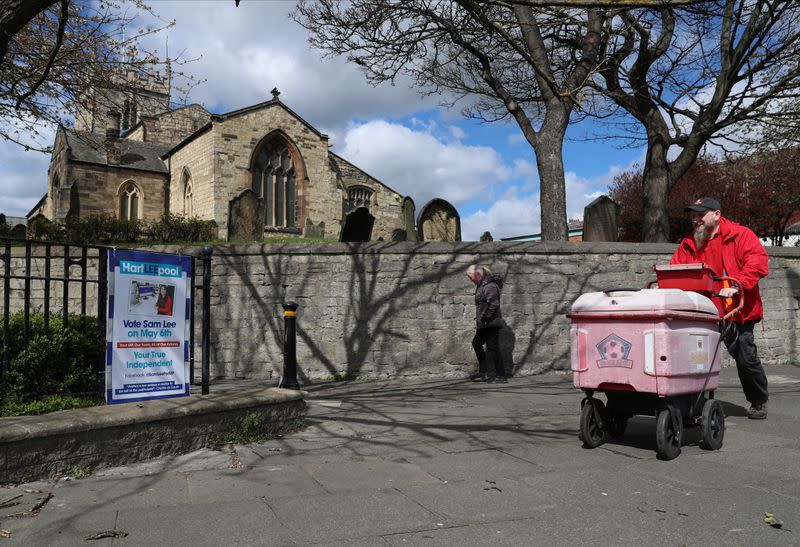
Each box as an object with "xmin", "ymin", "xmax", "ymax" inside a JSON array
[
  {"xmin": 297, "ymin": 242, "xmax": 466, "ymax": 380},
  {"xmin": 498, "ymin": 325, "xmax": 516, "ymax": 376},
  {"xmin": 211, "ymin": 242, "xmax": 669, "ymax": 383}
]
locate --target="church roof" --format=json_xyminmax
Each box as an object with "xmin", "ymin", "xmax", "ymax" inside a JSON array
[
  {"xmin": 328, "ymin": 152, "xmax": 402, "ymax": 197},
  {"xmin": 161, "ymin": 97, "xmax": 328, "ymax": 159},
  {"xmin": 63, "ymin": 128, "xmax": 170, "ymax": 173}
]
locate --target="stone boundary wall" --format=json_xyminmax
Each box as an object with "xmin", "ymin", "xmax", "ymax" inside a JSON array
[
  {"xmin": 7, "ymin": 242, "xmax": 800, "ymax": 382},
  {"xmin": 0, "ymin": 388, "xmax": 306, "ymax": 484}
]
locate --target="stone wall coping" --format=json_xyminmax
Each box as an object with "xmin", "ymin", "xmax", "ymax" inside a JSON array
[
  {"xmin": 10, "ymin": 240, "xmax": 800, "ymax": 258},
  {"xmin": 0, "ymin": 388, "xmax": 305, "ymax": 443},
  {"xmin": 147, "ymin": 240, "xmax": 800, "ymax": 258}
]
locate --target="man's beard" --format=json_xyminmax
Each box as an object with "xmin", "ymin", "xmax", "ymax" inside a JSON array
[{"xmin": 694, "ymin": 223, "xmax": 711, "ymax": 247}]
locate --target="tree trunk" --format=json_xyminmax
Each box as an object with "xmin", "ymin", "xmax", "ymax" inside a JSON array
[
  {"xmin": 0, "ymin": 0, "xmax": 60, "ymax": 67},
  {"xmin": 641, "ymin": 129, "xmax": 672, "ymax": 242},
  {"xmin": 534, "ymin": 104, "xmax": 569, "ymax": 242}
]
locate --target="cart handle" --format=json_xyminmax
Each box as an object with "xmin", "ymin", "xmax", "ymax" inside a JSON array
[
  {"xmin": 713, "ymin": 276, "xmax": 745, "ymax": 321},
  {"xmin": 602, "ymin": 288, "xmax": 642, "ymax": 295}
]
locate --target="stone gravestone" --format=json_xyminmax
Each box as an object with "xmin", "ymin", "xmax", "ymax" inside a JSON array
[
  {"xmin": 303, "ymin": 218, "xmax": 325, "ymax": 239},
  {"xmin": 10, "ymin": 224, "xmax": 26, "ymax": 239},
  {"xmin": 582, "ymin": 195, "xmax": 620, "ymax": 242},
  {"xmin": 227, "ymin": 188, "xmax": 262, "ymax": 241},
  {"xmin": 402, "ymin": 197, "xmax": 417, "ymax": 242},
  {"xmin": 418, "ymin": 198, "xmax": 461, "ymax": 242},
  {"xmin": 391, "ymin": 229, "xmax": 407, "ymax": 242}
]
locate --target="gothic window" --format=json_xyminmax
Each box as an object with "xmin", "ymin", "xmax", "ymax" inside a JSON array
[
  {"xmin": 118, "ymin": 181, "xmax": 141, "ymax": 221},
  {"xmin": 122, "ymin": 98, "xmax": 138, "ymax": 131},
  {"xmin": 182, "ymin": 170, "xmax": 193, "ymax": 217},
  {"xmin": 184, "ymin": 183, "xmax": 193, "ymax": 217},
  {"xmin": 346, "ymin": 186, "xmax": 374, "ymax": 212},
  {"xmin": 252, "ymin": 142, "xmax": 297, "ymax": 227},
  {"xmin": 122, "ymin": 99, "xmax": 131, "ymax": 131},
  {"xmin": 51, "ymin": 174, "xmax": 61, "ymax": 211}
]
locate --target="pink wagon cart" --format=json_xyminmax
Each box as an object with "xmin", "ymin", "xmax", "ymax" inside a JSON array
[{"xmin": 567, "ymin": 264, "xmax": 743, "ymax": 460}]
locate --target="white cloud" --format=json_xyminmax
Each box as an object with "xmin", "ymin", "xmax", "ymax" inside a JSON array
[
  {"xmin": 461, "ymin": 193, "xmax": 540, "ymax": 241},
  {"xmin": 507, "ymin": 132, "xmax": 526, "ymax": 146},
  {"xmin": 0, "ymin": 120, "xmax": 55, "ymax": 217},
  {"xmin": 459, "ymin": 161, "xmax": 633, "ymax": 241},
  {"xmin": 336, "ymin": 120, "xmax": 512, "ymax": 209},
  {"xmin": 141, "ymin": 1, "xmax": 439, "ymax": 133},
  {"xmin": 0, "ymin": 145, "xmax": 50, "ymax": 216},
  {"xmin": 449, "ymin": 126, "xmax": 466, "ymax": 140}
]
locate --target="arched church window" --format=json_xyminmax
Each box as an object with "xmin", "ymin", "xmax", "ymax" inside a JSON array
[
  {"xmin": 52, "ymin": 174, "xmax": 61, "ymax": 210},
  {"xmin": 252, "ymin": 142, "xmax": 296, "ymax": 227},
  {"xmin": 182, "ymin": 170, "xmax": 193, "ymax": 217},
  {"xmin": 122, "ymin": 99, "xmax": 131, "ymax": 131},
  {"xmin": 118, "ymin": 182, "xmax": 142, "ymax": 221},
  {"xmin": 346, "ymin": 186, "xmax": 374, "ymax": 212}
]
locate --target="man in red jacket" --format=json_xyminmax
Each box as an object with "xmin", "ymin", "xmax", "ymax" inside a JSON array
[{"xmin": 670, "ymin": 197, "xmax": 770, "ymax": 419}]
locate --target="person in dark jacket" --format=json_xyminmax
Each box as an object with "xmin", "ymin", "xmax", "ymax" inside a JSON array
[
  {"xmin": 466, "ymin": 265, "xmax": 507, "ymax": 383},
  {"xmin": 671, "ymin": 196, "xmax": 770, "ymax": 419}
]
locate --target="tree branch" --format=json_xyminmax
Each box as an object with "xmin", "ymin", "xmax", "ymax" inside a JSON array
[{"xmin": 15, "ymin": 0, "xmax": 70, "ymax": 110}]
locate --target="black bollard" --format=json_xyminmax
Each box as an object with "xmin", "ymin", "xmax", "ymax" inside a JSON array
[{"xmin": 279, "ymin": 301, "xmax": 300, "ymax": 389}]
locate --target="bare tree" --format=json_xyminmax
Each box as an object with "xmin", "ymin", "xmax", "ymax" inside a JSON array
[
  {"xmin": 591, "ymin": 0, "xmax": 800, "ymax": 241},
  {"xmin": 292, "ymin": 0, "xmax": 606, "ymax": 241},
  {"xmin": 0, "ymin": 0, "xmax": 197, "ymax": 152}
]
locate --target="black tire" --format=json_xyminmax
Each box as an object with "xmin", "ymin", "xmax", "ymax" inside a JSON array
[
  {"xmin": 608, "ymin": 415, "xmax": 628, "ymax": 438},
  {"xmin": 656, "ymin": 407, "xmax": 682, "ymax": 460},
  {"xmin": 699, "ymin": 399, "xmax": 725, "ymax": 450},
  {"xmin": 580, "ymin": 399, "xmax": 607, "ymax": 448}
]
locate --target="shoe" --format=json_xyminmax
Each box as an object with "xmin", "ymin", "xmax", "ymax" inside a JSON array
[
  {"xmin": 470, "ymin": 372, "xmax": 488, "ymax": 382},
  {"xmin": 747, "ymin": 403, "xmax": 767, "ymax": 420},
  {"xmin": 487, "ymin": 376, "xmax": 507, "ymax": 384}
]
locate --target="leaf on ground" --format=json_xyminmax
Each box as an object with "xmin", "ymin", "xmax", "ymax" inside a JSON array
[{"xmin": 84, "ymin": 530, "xmax": 128, "ymax": 540}]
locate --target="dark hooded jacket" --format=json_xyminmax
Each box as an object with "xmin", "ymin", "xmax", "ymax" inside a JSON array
[{"xmin": 474, "ymin": 274, "xmax": 504, "ymax": 329}]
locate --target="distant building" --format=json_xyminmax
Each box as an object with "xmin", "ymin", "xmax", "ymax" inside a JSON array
[
  {"xmin": 27, "ymin": 66, "xmax": 409, "ymax": 242},
  {"xmin": 760, "ymin": 219, "xmax": 800, "ymax": 247},
  {"xmin": 501, "ymin": 219, "xmax": 584, "ymax": 242}
]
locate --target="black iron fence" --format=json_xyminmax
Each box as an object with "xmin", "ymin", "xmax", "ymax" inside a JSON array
[{"xmin": 0, "ymin": 237, "xmax": 213, "ymax": 402}]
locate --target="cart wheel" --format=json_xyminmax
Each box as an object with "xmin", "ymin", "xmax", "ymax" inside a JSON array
[
  {"xmin": 699, "ymin": 399, "xmax": 725, "ymax": 450},
  {"xmin": 579, "ymin": 399, "xmax": 607, "ymax": 448},
  {"xmin": 656, "ymin": 408, "xmax": 682, "ymax": 460},
  {"xmin": 608, "ymin": 415, "xmax": 628, "ymax": 438}
]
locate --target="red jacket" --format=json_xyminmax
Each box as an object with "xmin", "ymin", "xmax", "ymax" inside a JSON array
[
  {"xmin": 156, "ymin": 295, "xmax": 173, "ymax": 316},
  {"xmin": 670, "ymin": 217, "xmax": 769, "ymax": 323}
]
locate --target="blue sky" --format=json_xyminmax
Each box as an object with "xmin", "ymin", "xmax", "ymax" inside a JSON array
[{"xmin": 0, "ymin": 0, "xmax": 645, "ymax": 240}]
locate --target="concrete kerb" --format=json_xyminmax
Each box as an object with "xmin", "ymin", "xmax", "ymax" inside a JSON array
[{"xmin": 0, "ymin": 388, "xmax": 307, "ymax": 485}]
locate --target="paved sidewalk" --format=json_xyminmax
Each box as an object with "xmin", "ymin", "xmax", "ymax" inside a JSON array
[{"xmin": 1, "ymin": 365, "xmax": 799, "ymax": 546}]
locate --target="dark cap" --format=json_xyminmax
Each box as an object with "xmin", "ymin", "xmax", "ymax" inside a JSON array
[{"xmin": 685, "ymin": 197, "xmax": 721, "ymax": 213}]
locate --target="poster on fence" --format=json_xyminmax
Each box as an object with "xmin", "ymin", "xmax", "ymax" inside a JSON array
[{"xmin": 106, "ymin": 249, "xmax": 192, "ymax": 404}]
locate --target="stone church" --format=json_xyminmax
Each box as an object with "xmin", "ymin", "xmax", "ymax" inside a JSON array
[{"xmin": 28, "ymin": 67, "xmax": 420, "ymax": 242}]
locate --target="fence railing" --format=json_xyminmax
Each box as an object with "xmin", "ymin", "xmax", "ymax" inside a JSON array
[{"xmin": 0, "ymin": 237, "xmax": 213, "ymax": 401}]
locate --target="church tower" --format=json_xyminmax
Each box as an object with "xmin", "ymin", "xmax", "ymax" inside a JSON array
[{"xmin": 74, "ymin": 59, "xmax": 171, "ymax": 136}]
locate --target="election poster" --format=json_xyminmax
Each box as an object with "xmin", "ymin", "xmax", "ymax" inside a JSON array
[{"xmin": 106, "ymin": 249, "xmax": 192, "ymax": 404}]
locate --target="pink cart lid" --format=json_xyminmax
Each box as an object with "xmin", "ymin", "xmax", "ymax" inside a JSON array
[{"xmin": 570, "ymin": 288, "xmax": 718, "ymax": 315}]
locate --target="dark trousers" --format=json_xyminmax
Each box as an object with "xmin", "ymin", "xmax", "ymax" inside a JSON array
[
  {"xmin": 724, "ymin": 321, "xmax": 768, "ymax": 405},
  {"xmin": 472, "ymin": 327, "xmax": 505, "ymax": 377}
]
